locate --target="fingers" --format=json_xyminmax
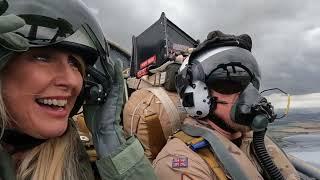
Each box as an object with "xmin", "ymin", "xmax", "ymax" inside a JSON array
[
  {"xmin": 0, "ymin": 14, "xmax": 29, "ymax": 51},
  {"xmin": 0, "ymin": 14, "xmax": 25, "ymax": 33}
]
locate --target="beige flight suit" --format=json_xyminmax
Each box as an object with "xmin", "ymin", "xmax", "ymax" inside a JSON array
[
  {"xmin": 153, "ymin": 137, "xmax": 216, "ymax": 180},
  {"xmin": 153, "ymin": 118, "xmax": 299, "ymax": 180}
]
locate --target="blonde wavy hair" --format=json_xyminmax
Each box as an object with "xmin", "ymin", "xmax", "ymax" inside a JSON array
[
  {"xmin": 0, "ymin": 92, "xmax": 92, "ymax": 180},
  {"xmin": 0, "ymin": 82, "xmax": 8, "ymax": 139},
  {"xmin": 0, "ymin": 52, "xmax": 93, "ymax": 180},
  {"xmin": 18, "ymin": 124, "xmax": 93, "ymax": 180}
]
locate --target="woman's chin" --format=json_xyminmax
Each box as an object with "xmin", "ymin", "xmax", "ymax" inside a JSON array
[{"xmin": 34, "ymin": 123, "xmax": 68, "ymax": 139}]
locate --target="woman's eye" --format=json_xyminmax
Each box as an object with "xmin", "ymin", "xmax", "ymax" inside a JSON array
[
  {"xmin": 33, "ymin": 55, "xmax": 50, "ymax": 62},
  {"xmin": 68, "ymin": 55, "xmax": 81, "ymax": 70}
]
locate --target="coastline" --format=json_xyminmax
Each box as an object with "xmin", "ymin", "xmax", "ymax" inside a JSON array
[{"xmin": 267, "ymin": 118, "xmax": 320, "ymax": 168}]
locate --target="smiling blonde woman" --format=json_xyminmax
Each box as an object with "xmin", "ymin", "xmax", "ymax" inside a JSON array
[{"xmin": 0, "ymin": 0, "xmax": 156, "ymax": 179}]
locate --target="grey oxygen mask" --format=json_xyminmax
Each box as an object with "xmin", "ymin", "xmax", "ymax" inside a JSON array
[
  {"xmin": 230, "ymin": 83, "xmax": 276, "ymax": 131},
  {"xmin": 230, "ymin": 83, "xmax": 290, "ymax": 180}
]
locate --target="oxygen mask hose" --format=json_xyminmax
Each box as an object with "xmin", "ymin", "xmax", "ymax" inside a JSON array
[
  {"xmin": 252, "ymin": 115, "xmax": 284, "ymax": 180},
  {"xmin": 231, "ymin": 83, "xmax": 285, "ymax": 180}
]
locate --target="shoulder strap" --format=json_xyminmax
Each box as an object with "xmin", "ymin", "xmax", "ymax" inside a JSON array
[
  {"xmin": 173, "ymin": 131, "xmax": 228, "ymax": 180},
  {"xmin": 197, "ymin": 148, "xmax": 228, "ymax": 180},
  {"xmin": 173, "ymin": 130, "xmax": 204, "ymax": 145},
  {"xmin": 182, "ymin": 123, "xmax": 251, "ymax": 180},
  {"xmin": 145, "ymin": 87, "xmax": 181, "ymax": 138}
]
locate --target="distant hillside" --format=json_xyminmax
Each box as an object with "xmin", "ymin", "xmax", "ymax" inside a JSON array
[
  {"xmin": 267, "ymin": 108, "xmax": 320, "ymax": 168},
  {"xmin": 272, "ymin": 108, "xmax": 320, "ymax": 125}
]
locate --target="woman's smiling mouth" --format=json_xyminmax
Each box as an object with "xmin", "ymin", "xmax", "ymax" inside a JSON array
[
  {"xmin": 36, "ymin": 98, "xmax": 68, "ymax": 107},
  {"xmin": 35, "ymin": 97, "xmax": 70, "ymax": 118}
]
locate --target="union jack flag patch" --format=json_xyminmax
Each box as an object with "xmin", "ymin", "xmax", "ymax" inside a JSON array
[{"xmin": 172, "ymin": 156, "xmax": 188, "ymax": 168}]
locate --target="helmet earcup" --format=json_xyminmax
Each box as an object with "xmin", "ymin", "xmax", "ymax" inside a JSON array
[{"xmin": 182, "ymin": 81, "xmax": 211, "ymax": 118}]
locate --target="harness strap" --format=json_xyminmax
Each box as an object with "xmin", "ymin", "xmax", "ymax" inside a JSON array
[
  {"xmin": 182, "ymin": 123, "xmax": 251, "ymax": 180},
  {"xmin": 145, "ymin": 87, "xmax": 181, "ymax": 138},
  {"xmin": 173, "ymin": 131, "xmax": 227, "ymax": 180},
  {"xmin": 173, "ymin": 130, "xmax": 204, "ymax": 145},
  {"xmin": 197, "ymin": 148, "xmax": 228, "ymax": 180}
]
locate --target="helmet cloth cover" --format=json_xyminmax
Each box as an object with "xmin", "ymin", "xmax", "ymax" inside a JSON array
[{"xmin": 176, "ymin": 45, "xmax": 261, "ymax": 118}]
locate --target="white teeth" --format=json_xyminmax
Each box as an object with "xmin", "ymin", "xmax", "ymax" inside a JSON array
[
  {"xmin": 57, "ymin": 101, "xmax": 64, "ymax": 106},
  {"xmin": 37, "ymin": 98, "xmax": 68, "ymax": 107},
  {"xmin": 52, "ymin": 99, "xmax": 57, "ymax": 105}
]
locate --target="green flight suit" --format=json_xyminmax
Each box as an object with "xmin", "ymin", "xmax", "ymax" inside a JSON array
[{"xmin": 0, "ymin": 136, "xmax": 157, "ymax": 180}]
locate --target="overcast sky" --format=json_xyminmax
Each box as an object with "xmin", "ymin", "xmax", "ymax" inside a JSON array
[{"xmin": 82, "ymin": 0, "xmax": 320, "ymax": 99}]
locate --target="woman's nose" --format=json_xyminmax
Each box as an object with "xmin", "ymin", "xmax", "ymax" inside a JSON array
[{"xmin": 53, "ymin": 55, "xmax": 83, "ymax": 90}]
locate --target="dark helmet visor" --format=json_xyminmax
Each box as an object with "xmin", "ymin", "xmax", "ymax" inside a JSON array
[{"xmin": 206, "ymin": 63, "xmax": 253, "ymax": 94}]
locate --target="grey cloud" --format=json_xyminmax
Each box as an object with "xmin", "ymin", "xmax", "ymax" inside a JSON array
[{"xmin": 82, "ymin": 0, "xmax": 320, "ymax": 95}]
